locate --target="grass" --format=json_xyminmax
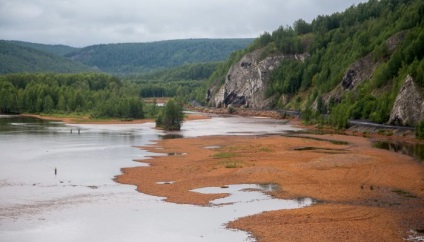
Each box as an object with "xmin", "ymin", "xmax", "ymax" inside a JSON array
[
  {"xmin": 224, "ymin": 161, "xmax": 240, "ymax": 168},
  {"xmin": 212, "ymin": 144, "xmax": 269, "ymax": 169},
  {"xmin": 392, "ymin": 189, "xmax": 417, "ymax": 198},
  {"xmin": 213, "ymin": 152, "xmax": 237, "ymax": 159},
  {"xmin": 212, "ymin": 151, "xmax": 242, "ymax": 168}
]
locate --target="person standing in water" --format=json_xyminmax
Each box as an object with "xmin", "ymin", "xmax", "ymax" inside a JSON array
[{"xmin": 54, "ymin": 167, "xmax": 57, "ymax": 175}]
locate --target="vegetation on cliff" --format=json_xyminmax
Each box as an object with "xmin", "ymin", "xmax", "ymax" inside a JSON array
[{"xmin": 208, "ymin": 0, "xmax": 424, "ymax": 128}]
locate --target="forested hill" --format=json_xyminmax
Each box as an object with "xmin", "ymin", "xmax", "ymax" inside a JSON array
[
  {"xmin": 208, "ymin": 0, "xmax": 424, "ymax": 128},
  {"xmin": 66, "ymin": 38, "xmax": 253, "ymax": 74},
  {"xmin": 0, "ymin": 41, "xmax": 94, "ymax": 74},
  {"xmin": 9, "ymin": 40, "xmax": 79, "ymax": 56}
]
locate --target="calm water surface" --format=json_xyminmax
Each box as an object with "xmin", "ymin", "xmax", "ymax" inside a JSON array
[
  {"xmin": 373, "ymin": 140, "xmax": 424, "ymax": 163},
  {"xmin": 0, "ymin": 115, "xmax": 310, "ymax": 242}
]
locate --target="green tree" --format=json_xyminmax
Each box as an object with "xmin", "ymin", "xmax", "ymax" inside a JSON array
[
  {"xmin": 294, "ymin": 19, "xmax": 313, "ymax": 35},
  {"xmin": 43, "ymin": 95, "xmax": 55, "ymax": 113},
  {"xmin": 156, "ymin": 99, "xmax": 184, "ymax": 131},
  {"xmin": 57, "ymin": 95, "xmax": 67, "ymax": 111}
]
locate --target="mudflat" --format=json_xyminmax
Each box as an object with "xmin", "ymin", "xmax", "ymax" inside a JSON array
[{"xmin": 116, "ymin": 133, "xmax": 424, "ymax": 241}]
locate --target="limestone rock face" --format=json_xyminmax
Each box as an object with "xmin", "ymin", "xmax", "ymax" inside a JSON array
[
  {"xmin": 389, "ymin": 75, "xmax": 424, "ymax": 126},
  {"xmin": 210, "ymin": 48, "xmax": 307, "ymax": 109}
]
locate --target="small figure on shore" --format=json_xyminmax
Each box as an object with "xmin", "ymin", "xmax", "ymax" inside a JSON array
[{"xmin": 54, "ymin": 167, "xmax": 57, "ymax": 175}]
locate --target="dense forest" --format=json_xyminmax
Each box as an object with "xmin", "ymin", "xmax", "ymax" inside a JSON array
[
  {"xmin": 0, "ymin": 41, "xmax": 93, "ymax": 74},
  {"xmin": 208, "ymin": 0, "xmax": 424, "ymax": 128},
  {"xmin": 0, "ymin": 39, "xmax": 252, "ymax": 75},
  {"xmin": 9, "ymin": 40, "xmax": 79, "ymax": 56},
  {"xmin": 0, "ymin": 73, "xmax": 146, "ymax": 119},
  {"xmin": 66, "ymin": 39, "xmax": 253, "ymax": 74},
  {"xmin": 128, "ymin": 62, "xmax": 218, "ymax": 104},
  {"xmin": 0, "ymin": 72, "xmax": 206, "ymax": 119}
]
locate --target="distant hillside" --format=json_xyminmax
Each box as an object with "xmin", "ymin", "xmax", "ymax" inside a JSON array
[
  {"xmin": 66, "ymin": 38, "xmax": 253, "ymax": 74},
  {"xmin": 128, "ymin": 62, "xmax": 220, "ymax": 83},
  {"xmin": 0, "ymin": 41, "xmax": 94, "ymax": 74},
  {"xmin": 9, "ymin": 40, "xmax": 79, "ymax": 56}
]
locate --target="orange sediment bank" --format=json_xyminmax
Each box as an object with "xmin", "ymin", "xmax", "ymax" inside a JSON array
[{"xmin": 116, "ymin": 133, "xmax": 424, "ymax": 241}]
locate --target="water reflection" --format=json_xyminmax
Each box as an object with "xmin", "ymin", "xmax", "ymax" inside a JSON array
[
  {"xmin": 192, "ymin": 184, "xmax": 315, "ymax": 208},
  {"xmin": 160, "ymin": 134, "xmax": 184, "ymax": 139},
  {"xmin": 373, "ymin": 140, "xmax": 424, "ymax": 163},
  {"xmin": 0, "ymin": 115, "xmax": 310, "ymax": 242}
]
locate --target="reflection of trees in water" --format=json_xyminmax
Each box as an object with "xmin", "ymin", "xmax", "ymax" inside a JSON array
[
  {"xmin": 295, "ymin": 197, "xmax": 316, "ymax": 206},
  {"xmin": 373, "ymin": 141, "xmax": 424, "ymax": 162},
  {"xmin": 258, "ymin": 183, "xmax": 279, "ymax": 192}
]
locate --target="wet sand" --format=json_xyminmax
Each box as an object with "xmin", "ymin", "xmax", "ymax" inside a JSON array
[{"xmin": 116, "ymin": 133, "xmax": 424, "ymax": 241}]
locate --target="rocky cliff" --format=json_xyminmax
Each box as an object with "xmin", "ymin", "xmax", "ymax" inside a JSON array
[
  {"xmin": 322, "ymin": 31, "xmax": 406, "ymax": 106},
  {"xmin": 208, "ymin": 49, "xmax": 307, "ymax": 109},
  {"xmin": 389, "ymin": 75, "xmax": 424, "ymax": 126}
]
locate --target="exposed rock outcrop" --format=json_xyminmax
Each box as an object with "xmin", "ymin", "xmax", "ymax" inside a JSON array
[
  {"xmin": 323, "ymin": 31, "xmax": 406, "ymax": 106},
  {"xmin": 209, "ymin": 48, "xmax": 307, "ymax": 109},
  {"xmin": 389, "ymin": 75, "xmax": 424, "ymax": 126}
]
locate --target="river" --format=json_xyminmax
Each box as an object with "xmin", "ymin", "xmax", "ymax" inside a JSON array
[{"xmin": 0, "ymin": 114, "xmax": 313, "ymax": 242}]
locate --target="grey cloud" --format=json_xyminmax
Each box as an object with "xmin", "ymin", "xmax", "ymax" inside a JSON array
[{"xmin": 0, "ymin": 0, "xmax": 367, "ymax": 47}]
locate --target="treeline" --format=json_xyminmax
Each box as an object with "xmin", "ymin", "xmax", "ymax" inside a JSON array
[
  {"xmin": 137, "ymin": 80, "xmax": 206, "ymax": 103},
  {"xmin": 0, "ymin": 72, "xmax": 210, "ymax": 119},
  {"xmin": 0, "ymin": 73, "xmax": 146, "ymax": 119}
]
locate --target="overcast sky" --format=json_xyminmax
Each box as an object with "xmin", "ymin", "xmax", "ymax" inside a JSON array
[{"xmin": 0, "ymin": 0, "xmax": 367, "ymax": 47}]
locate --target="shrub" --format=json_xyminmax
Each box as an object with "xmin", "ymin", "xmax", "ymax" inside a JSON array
[
  {"xmin": 416, "ymin": 120, "xmax": 424, "ymax": 139},
  {"xmin": 227, "ymin": 106, "xmax": 236, "ymax": 114},
  {"xmin": 155, "ymin": 99, "xmax": 184, "ymax": 131}
]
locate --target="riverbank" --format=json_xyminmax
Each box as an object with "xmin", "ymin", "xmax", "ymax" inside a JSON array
[
  {"xmin": 189, "ymin": 106, "xmax": 422, "ymax": 143},
  {"xmin": 20, "ymin": 112, "xmax": 209, "ymax": 124},
  {"xmin": 116, "ymin": 132, "xmax": 424, "ymax": 241}
]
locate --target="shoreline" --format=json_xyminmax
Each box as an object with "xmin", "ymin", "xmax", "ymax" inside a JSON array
[
  {"xmin": 20, "ymin": 112, "xmax": 209, "ymax": 125},
  {"xmin": 19, "ymin": 111, "xmax": 424, "ymax": 241},
  {"xmin": 115, "ymin": 125, "xmax": 424, "ymax": 241}
]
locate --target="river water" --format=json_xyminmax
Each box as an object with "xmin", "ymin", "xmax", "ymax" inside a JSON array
[{"xmin": 0, "ymin": 114, "xmax": 311, "ymax": 242}]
